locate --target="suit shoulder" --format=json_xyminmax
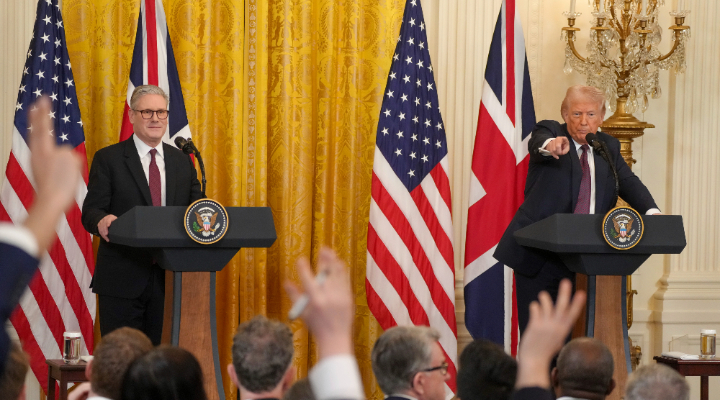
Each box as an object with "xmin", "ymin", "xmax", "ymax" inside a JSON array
[
  {"xmin": 92, "ymin": 140, "xmax": 128, "ymax": 160},
  {"xmin": 162, "ymin": 142, "xmax": 186, "ymax": 157},
  {"xmin": 535, "ymin": 119, "xmax": 563, "ymax": 132}
]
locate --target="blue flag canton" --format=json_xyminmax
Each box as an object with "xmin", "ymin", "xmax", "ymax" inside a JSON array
[
  {"xmin": 14, "ymin": 0, "xmax": 85, "ymax": 149},
  {"xmin": 376, "ymin": 0, "xmax": 448, "ymax": 193}
]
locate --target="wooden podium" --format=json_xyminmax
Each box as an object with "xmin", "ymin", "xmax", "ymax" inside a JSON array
[
  {"xmin": 109, "ymin": 206, "xmax": 276, "ymax": 400},
  {"xmin": 515, "ymin": 214, "xmax": 686, "ymax": 400}
]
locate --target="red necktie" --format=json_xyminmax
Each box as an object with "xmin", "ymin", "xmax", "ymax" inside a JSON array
[
  {"xmin": 574, "ymin": 144, "xmax": 591, "ymax": 214},
  {"xmin": 149, "ymin": 149, "xmax": 161, "ymax": 206}
]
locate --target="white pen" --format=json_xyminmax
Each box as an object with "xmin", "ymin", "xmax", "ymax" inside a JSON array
[{"xmin": 288, "ymin": 270, "xmax": 328, "ymax": 320}]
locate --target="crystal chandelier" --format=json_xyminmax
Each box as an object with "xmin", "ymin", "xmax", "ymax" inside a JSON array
[{"xmin": 562, "ymin": 0, "xmax": 690, "ymax": 165}]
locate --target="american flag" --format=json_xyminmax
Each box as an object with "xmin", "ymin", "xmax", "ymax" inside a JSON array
[
  {"xmin": 365, "ymin": 0, "xmax": 457, "ymax": 394},
  {"xmin": 119, "ymin": 0, "xmax": 191, "ymax": 145},
  {"xmin": 463, "ymin": 0, "xmax": 535, "ymax": 354},
  {"xmin": 1, "ymin": 0, "xmax": 95, "ymax": 393}
]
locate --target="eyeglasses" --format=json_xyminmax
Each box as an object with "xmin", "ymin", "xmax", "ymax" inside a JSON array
[
  {"xmin": 133, "ymin": 109, "xmax": 169, "ymax": 120},
  {"xmin": 420, "ymin": 361, "xmax": 448, "ymax": 376}
]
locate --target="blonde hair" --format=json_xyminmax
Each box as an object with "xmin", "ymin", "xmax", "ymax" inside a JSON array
[
  {"xmin": 130, "ymin": 85, "xmax": 169, "ymax": 109},
  {"xmin": 560, "ymin": 85, "xmax": 606, "ymax": 118}
]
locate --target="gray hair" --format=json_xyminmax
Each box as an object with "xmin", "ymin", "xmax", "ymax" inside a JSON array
[
  {"xmin": 371, "ymin": 326, "xmax": 440, "ymax": 395},
  {"xmin": 560, "ymin": 85, "xmax": 606, "ymax": 118},
  {"xmin": 130, "ymin": 85, "xmax": 169, "ymax": 109},
  {"xmin": 625, "ymin": 364, "xmax": 689, "ymax": 400},
  {"xmin": 556, "ymin": 337, "xmax": 614, "ymax": 395},
  {"xmin": 231, "ymin": 315, "xmax": 294, "ymax": 393}
]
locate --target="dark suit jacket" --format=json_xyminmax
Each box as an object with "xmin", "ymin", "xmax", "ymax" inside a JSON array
[
  {"xmin": 511, "ymin": 387, "xmax": 555, "ymax": 400},
  {"xmin": 494, "ymin": 120, "xmax": 657, "ymax": 277},
  {"xmin": 0, "ymin": 241, "xmax": 38, "ymax": 376},
  {"xmin": 82, "ymin": 136, "xmax": 202, "ymax": 299}
]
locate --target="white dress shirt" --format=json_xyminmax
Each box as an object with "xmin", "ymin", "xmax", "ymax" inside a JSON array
[
  {"xmin": 309, "ymin": 354, "xmax": 365, "ymax": 400},
  {"xmin": 0, "ymin": 223, "xmax": 38, "ymax": 257},
  {"xmin": 133, "ymin": 134, "xmax": 166, "ymax": 206}
]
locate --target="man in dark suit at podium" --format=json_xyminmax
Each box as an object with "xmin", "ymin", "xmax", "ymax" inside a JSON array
[
  {"xmin": 494, "ymin": 85, "xmax": 660, "ymax": 334},
  {"xmin": 82, "ymin": 85, "xmax": 202, "ymax": 344}
]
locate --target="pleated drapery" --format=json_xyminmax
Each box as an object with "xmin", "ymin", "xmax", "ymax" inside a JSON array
[{"xmin": 63, "ymin": 0, "xmax": 404, "ymax": 398}]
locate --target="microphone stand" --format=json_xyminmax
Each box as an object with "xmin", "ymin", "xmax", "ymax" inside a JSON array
[
  {"xmin": 591, "ymin": 138, "xmax": 619, "ymax": 207},
  {"xmin": 195, "ymin": 150, "xmax": 207, "ymax": 198}
]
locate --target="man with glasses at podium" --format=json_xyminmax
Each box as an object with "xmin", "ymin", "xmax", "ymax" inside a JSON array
[{"xmin": 82, "ymin": 85, "xmax": 202, "ymax": 344}]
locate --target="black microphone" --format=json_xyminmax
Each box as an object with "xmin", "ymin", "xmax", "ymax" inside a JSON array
[
  {"xmin": 584, "ymin": 132, "xmax": 604, "ymax": 154},
  {"xmin": 173, "ymin": 136, "xmax": 206, "ymax": 197},
  {"xmin": 174, "ymin": 136, "xmax": 194, "ymax": 155}
]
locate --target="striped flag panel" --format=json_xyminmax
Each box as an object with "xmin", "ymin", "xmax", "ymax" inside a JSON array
[
  {"xmin": 119, "ymin": 0, "xmax": 191, "ymax": 146},
  {"xmin": 366, "ymin": 0, "xmax": 457, "ymax": 395},
  {"xmin": 463, "ymin": 0, "xmax": 536, "ymax": 355},
  {"xmin": 1, "ymin": 0, "xmax": 95, "ymax": 393}
]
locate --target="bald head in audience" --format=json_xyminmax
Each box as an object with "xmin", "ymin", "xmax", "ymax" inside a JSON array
[
  {"xmin": 551, "ymin": 337, "xmax": 615, "ymax": 400},
  {"xmin": 625, "ymin": 364, "xmax": 689, "ymax": 400},
  {"xmin": 0, "ymin": 342, "xmax": 29, "ymax": 400}
]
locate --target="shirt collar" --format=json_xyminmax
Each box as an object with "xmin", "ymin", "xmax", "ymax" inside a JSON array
[
  {"xmin": 133, "ymin": 134, "xmax": 164, "ymax": 159},
  {"xmin": 571, "ymin": 137, "xmax": 593, "ymax": 153}
]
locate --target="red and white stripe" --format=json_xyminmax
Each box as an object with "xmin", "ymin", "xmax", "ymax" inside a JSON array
[
  {"xmin": 1, "ymin": 126, "xmax": 95, "ymax": 393},
  {"xmin": 366, "ymin": 146, "xmax": 457, "ymax": 395}
]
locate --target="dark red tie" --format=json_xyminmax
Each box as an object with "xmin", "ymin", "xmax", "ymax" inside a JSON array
[
  {"xmin": 149, "ymin": 149, "xmax": 161, "ymax": 206},
  {"xmin": 574, "ymin": 144, "xmax": 591, "ymax": 214}
]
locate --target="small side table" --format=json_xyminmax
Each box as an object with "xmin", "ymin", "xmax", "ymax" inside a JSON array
[
  {"xmin": 46, "ymin": 359, "xmax": 88, "ymax": 400},
  {"xmin": 653, "ymin": 356, "xmax": 720, "ymax": 400}
]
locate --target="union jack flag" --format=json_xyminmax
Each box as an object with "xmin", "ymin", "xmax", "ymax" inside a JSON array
[
  {"xmin": 463, "ymin": 0, "xmax": 536, "ymax": 355},
  {"xmin": 1, "ymin": 0, "xmax": 95, "ymax": 393},
  {"xmin": 366, "ymin": 0, "xmax": 457, "ymax": 394},
  {"xmin": 119, "ymin": 0, "xmax": 191, "ymax": 145}
]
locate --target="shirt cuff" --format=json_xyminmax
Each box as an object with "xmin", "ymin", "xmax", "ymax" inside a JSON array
[
  {"xmin": 645, "ymin": 208, "xmax": 661, "ymax": 215},
  {"xmin": 309, "ymin": 355, "xmax": 364, "ymax": 400},
  {"xmin": 538, "ymin": 138, "xmax": 553, "ymax": 156},
  {"xmin": 0, "ymin": 223, "xmax": 39, "ymax": 258}
]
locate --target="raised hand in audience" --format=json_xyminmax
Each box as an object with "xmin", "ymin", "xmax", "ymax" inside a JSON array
[
  {"xmin": 23, "ymin": 96, "xmax": 83, "ymax": 253},
  {"xmin": 284, "ymin": 247, "xmax": 354, "ymax": 358},
  {"xmin": 515, "ymin": 279, "xmax": 586, "ymax": 390}
]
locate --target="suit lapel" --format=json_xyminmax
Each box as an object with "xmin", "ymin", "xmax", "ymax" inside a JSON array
[
  {"xmin": 123, "ymin": 136, "xmax": 153, "ymax": 206},
  {"xmin": 163, "ymin": 143, "xmax": 177, "ymax": 206}
]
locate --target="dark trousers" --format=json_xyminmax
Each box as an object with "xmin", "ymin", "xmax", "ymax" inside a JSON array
[
  {"xmin": 515, "ymin": 259, "xmax": 575, "ymax": 336},
  {"xmin": 98, "ymin": 267, "xmax": 165, "ymax": 345}
]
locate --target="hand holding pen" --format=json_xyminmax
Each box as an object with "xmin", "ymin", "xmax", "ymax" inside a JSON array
[{"xmin": 284, "ymin": 247, "xmax": 355, "ymax": 358}]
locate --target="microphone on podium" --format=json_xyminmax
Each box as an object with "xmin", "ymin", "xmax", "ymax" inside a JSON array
[{"xmin": 173, "ymin": 136, "xmax": 206, "ymax": 197}]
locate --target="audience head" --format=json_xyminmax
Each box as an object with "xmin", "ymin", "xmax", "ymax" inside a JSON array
[
  {"xmin": 0, "ymin": 342, "xmax": 29, "ymax": 400},
  {"xmin": 121, "ymin": 346, "xmax": 207, "ymax": 400},
  {"xmin": 282, "ymin": 377, "xmax": 315, "ymax": 400},
  {"xmin": 625, "ymin": 364, "xmax": 689, "ymax": 400},
  {"xmin": 456, "ymin": 339, "xmax": 516, "ymax": 400},
  {"xmin": 228, "ymin": 315, "xmax": 295, "ymax": 397},
  {"xmin": 88, "ymin": 327, "xmax": 153, "ymax": 399},
  {"xmin": 371, "ymin": 326, "xmax": 449, "ymax": 400},
  {"xmin": 551, "ymin": 337, "xmax": 615, "ymax": 400}
]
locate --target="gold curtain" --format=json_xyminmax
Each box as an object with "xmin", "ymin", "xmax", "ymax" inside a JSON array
[{"xmin": 64, "ymin": 0, "xmax": 403, "ymax": 398}]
